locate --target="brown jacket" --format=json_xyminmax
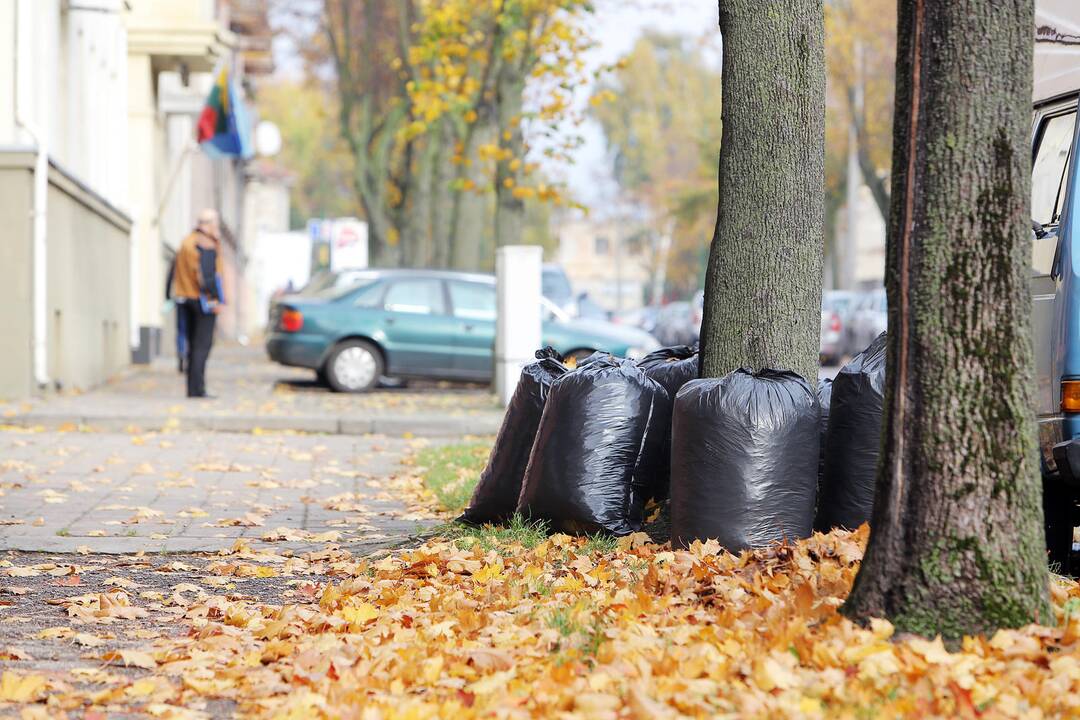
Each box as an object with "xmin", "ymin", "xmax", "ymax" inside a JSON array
[{"xmin": 172, "ymin": 231, "xmax": 223, "ymax": 301}]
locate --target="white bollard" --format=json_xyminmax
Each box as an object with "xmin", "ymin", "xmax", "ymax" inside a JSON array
[{"xmin": 495, "ymin": 246, "xmax": 543, "ymax": 406}]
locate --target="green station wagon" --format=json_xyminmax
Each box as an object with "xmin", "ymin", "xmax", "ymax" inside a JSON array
[{"xmin": 266, "ymin": 269, "xmax": 661, "ymax": 392}]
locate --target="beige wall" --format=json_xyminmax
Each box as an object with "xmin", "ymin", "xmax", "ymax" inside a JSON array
[
  {"xmin": 556, "ymin": 217, "xmax": 652, "ymax": 312},
  {"xmin": 0, "ymin": 157, "xmax": 34, "ymax": 399},
  {"xmin": 0, "ymin": 153, "xmax": 131, "ymax": 399}
]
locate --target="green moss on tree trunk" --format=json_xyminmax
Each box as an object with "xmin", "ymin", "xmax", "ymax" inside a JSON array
[
  {"xmin": 841, "ymin": 0, "xmax": 1052, "ymax": 638},
  {"xmin": 699, "ymin": 0, "xmax": 826, "ymax": 383}
]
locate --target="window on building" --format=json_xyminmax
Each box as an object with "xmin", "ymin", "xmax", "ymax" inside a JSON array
[{"xmin": 594, "ymin": 236, "xmax": 610, "ymax": 255}]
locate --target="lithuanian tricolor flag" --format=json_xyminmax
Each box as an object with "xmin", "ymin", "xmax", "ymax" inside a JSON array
[{"xmin": 197, "ymin": 64, "xmax": 253, "ymax": 158}]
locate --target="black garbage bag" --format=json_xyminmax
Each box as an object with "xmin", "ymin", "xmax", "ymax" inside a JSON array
[
  {"xmin": 458, "ymin": 347, "xmax": 568, "ymax": 525},
  {"xmin": 670, "ymin": 369, "xmax": 819, "ymax": 550},
  {"xmin": 573, "ymin": 350, "xmax": 611, "ymax": 369},
  {"xmin": 816, "ymin": 378, "xmax": 834, "ymax": 487},
  {"xmin": 636, "ymin": 345, "xmax": 700, "ymax": 501},
  {"xmin": 637, "ymin": 345, "xmax": 699, "ymax": 398},
  {"xmin": 815, "ymin": 332, "xmax": 887, "ymax": 531},
  {"xmin": 516, "ymin": 356, "xmax": 672, "ymax": 535}
]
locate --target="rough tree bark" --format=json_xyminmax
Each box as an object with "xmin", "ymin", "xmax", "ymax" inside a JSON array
[
  {"xmin": 699, "ymin": 0, "xmax": 825, "ymax": 383},
  {"xmin": 431, "ymin": 119, "xmax": 454, "ymax": 269},
  {"xmin": 493, "ymin": 60, "xmax": 526, "ymax": 248},
  {"xmin": 449, "ymin": 124, "xmax": 492, "ymax": 269},
  {"xmin": 842, "ymin": 0, "xmax": 1051, "ymax": 638}
]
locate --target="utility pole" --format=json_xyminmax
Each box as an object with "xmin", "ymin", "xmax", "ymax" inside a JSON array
[
  {"xmin": 650, "ymin": 221, "xmax": 673, "ymax": 307},
  {"xmin": 614, "ymin": 222, "xmax": 624, "ymax": 313}
]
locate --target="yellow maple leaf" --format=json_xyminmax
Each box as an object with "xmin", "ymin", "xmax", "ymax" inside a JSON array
[
  {"xmin": 753, "ymin": 655, "xmax": 799, "ymax": 691},
  {"xmin": 907, "ymin": 636, "xmax": 953, "ymax": 665},
  {"xmin": 125, "ymin": 678, "xmax": 159, "ymax": 698},
  {"xmin": 472, "ymin": 561, "xmax": 505, "ymax": 584},
  {"xmin": 341, "ymin": 602, "xmax": 380, "ymax": 628},
  {"xmin": 0, "ymin": 671, "xmax": 47, "ymax": 702}
]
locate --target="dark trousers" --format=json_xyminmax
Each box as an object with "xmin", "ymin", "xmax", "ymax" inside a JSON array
[
  {"xmin": 176, "ymin": 307, "xmax": 188, "ymax": 372},
  {"xmin": 179, "ymin": 301, "xmax": 216, "ymax": 397}
]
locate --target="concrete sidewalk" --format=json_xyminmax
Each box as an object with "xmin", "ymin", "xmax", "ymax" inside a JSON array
[
  {"xmin": 0, "ymin": 429, "xmax": 438, "ymax": 554},
  {"xmin": 0, "ymin": 344, "xmax": 505, "ymax": 437}
]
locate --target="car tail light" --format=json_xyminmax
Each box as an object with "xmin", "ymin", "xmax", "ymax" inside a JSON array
[
  {"xmin": 830, "ymin": 312, "xmax": 841, "ymax": 332},
  {"xmin": 280, "ymin": 309, "xmax": 304, "ymax": 333}
]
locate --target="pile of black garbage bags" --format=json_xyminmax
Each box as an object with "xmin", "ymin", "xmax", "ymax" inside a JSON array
[{"xmin": 460, "ymin": 332, "xmax": 887, "ymax": 551}]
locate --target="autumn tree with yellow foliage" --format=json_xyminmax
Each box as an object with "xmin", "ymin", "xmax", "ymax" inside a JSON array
[{"xmin": 315, "ymin": 0, "xmax": 592, "ymax": 268}]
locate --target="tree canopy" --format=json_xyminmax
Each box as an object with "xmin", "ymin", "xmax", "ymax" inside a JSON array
[{"xmin": 271, "ymin": 0, "xmax": 596, "ymax": 268}]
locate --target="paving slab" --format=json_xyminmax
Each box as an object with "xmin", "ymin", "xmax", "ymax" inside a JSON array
[
  {"xmin": 0, "ymin": 344, "xmax": 505, "ymax": 437},
  {"xmin": 0, "ymin": 429, "xmax": 439, "ymax": 555}
]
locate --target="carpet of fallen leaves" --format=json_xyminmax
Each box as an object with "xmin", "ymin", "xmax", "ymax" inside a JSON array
[{"xmin": 4, "ymin": 525, "xmax": 1080, "ymax": 718}]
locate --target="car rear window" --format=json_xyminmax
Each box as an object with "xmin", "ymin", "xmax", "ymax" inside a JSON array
[{"xmin": 347, "ymin": 281, "xmax": 384, "ymax": 307}]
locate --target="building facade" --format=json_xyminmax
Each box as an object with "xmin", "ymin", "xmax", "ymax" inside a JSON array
[
  {"xmin": 0, "ymin": 0, "xmax": 132, "ymax": 398},
  {"xmin": 127, "ymin": 0, "xmax": 274, "ymax": 362},
  {"xmin": 0, "ymin": 0, "xmax": 276, "ymax": 399},
  {"xmin": 555, "ymin": 215, "xmax": 653, "ymax": 313}
]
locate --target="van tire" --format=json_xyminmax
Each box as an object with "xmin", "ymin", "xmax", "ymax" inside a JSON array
[{"xmin": 1043, "ymin": 473, "xmax": 1075, "ymax": 575}]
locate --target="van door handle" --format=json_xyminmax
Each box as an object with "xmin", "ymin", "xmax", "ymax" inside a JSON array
[
  {"xmin": 385, "ymin": 318, "xmax": 396, "ymax": 326},
  {"xmin": 463, "ymin": 324, "xmax": 475, "ymax": 332}
]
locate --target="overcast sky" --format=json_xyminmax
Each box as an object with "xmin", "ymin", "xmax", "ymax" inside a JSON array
[{"xmin": 551, "ymin": 0, "xmax": 720, "ymax": 208}]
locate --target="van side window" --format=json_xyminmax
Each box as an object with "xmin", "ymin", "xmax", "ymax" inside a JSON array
[{"xmin": 1032, "ymin": 110, "xmax": 1076, "ymax": 227}]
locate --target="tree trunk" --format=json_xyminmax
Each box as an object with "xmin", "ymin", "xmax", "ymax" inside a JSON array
[
  {"xmin": 699, "ymin": 0, "xmax": 825, "ymax": 383},
  {"xmin": 402, "ymin": 134, "xmax": 436, "ymax": 267},
  {"xmin": 847, "ymin": 88, "xmax": 892, "ymax": 223},
  {"xmin": 842, "ymin": 0, "xmax": 1051, "ymax": 638},
  {"xmin": 431, "ymin": 119, "xmax": 454, "ymax": 269},
  {"xmin": 493, "ymin": 61, "xmax": 526, "ymax": 248},
  {"xmin": 450, "ymin": 122, "xmax": 492, "ymax": 270}
]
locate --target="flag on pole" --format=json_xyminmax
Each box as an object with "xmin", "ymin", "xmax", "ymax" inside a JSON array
[{"xmin": 196, "ymin": 64, "xmax": 253, "ymax": 158}]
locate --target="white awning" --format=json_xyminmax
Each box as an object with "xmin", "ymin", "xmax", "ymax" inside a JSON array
[{"xmin": 1035, "ymin": 0, "xmax": 1080, "ymax": 105}]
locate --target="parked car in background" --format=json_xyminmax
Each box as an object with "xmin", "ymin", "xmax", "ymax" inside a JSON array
[
  {"xmin": 295, "ymin": 269, "xmax": 375, "ymax": 298},
  {"xmin": 820, "ymin": 290, "xmax": 858, "ymax": 364},
  {"xmin": 542, "ymin": 264, "xmax": 574, "ymax": 310},
  {"xmin": 613, "ymin": 306, "xmax": 660, "ymax": 336},
  {"xmin": 653, "ymin": 301, "xmax": 698, "ymax": 347},
  {"xmin": 690, "ymin": 290, "xmax": 704, "ymax": 340},
  {"xmin": 542, "ymin": 264, "xmax": 608, "ymax": 321},
  {"xmin": 265, "ymin": 269, "xmax": 660, "ymax": 392},
  {"xmin": 846, "ymin": 288, "xmax": 887, "ymax": 356}
]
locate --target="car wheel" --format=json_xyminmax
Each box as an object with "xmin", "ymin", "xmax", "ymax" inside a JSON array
[{"xmin": 326, "ymin": 340, "xmax": 383, "ymax": 393}]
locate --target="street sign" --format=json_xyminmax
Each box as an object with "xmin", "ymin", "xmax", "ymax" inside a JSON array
[
  {"xmin": 307, "ymin": 219, "xmax": 331, "ymax": 273},
  {"xmin": 330, "ymin": 218, "xmax": 369, "ymax": 270}
]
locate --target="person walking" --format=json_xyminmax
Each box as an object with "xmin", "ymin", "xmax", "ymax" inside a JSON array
[
  {"xmin": 171, "ymin": 209, "xmax": 224, "ymax": 398},
  {"xmin": 164, "ymin": 256, "xmax": 188, "ymax": 373}
]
